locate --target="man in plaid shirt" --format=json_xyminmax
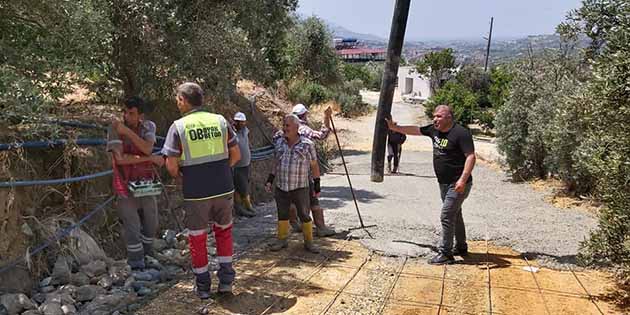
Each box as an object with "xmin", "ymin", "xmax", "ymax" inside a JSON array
[
  {"xmin": 273, "ymin": 104, "xmax": 336, "ymax": 237},
  {"xmin": 265, "ymin": 114, "xmax": 321, "ymax": 253}
]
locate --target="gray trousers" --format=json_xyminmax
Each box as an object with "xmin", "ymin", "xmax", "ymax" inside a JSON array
[
  {"xmin": 117, "ymin": 196, "xmax": 159, "ymax": 262},
  {"xmin": 438, "ymin": 182, "xmax": 472, "ymax": 255}
]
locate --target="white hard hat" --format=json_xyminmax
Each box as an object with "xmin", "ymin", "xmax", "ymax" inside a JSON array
[
  {"xmin": 292, "ymin": 103, "xmax": 308, "ymax": 116},
  {"xmin": 233, "ymin": 112, "xmax": 246, "ymax": 121}
]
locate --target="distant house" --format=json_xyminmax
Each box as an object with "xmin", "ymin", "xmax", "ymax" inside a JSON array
[
  {"xmin": 397, "ymin": 66, "xmax": 431, "ymax": 103},
  {"xmin": 334, "ymin": 38, "xmax": 386, "ymax": 63}
]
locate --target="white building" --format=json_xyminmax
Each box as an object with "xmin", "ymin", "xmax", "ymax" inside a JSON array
[{"xmin": 397, "ymin": 66, "xmax": 431, "ymax": 103}]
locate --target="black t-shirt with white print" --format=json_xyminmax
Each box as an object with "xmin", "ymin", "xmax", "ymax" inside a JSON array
[{"xmin": 420, "ymin": 124, "xmax": 474, "ymax": 184}]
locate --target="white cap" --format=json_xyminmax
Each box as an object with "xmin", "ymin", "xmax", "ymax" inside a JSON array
[
  {"xmin": 233, "ymin": 112, "xmax": 246, "ymax": 121},
  {"xmin": 292, "ymin": 103, "xmax": 308, "ymax": 116}
]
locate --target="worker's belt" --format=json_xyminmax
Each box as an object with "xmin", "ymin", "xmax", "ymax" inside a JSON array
[{"xmin": 128, "ymin": 179, "xmax": 163, "ymax": 197}]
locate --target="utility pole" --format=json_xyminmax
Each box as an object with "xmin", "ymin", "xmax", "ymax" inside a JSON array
[
  {"xmin": 370, "ymin": 0, "xmax": 411, "ymax": 183},
  {"xmin": 484, "ymin": 17, "xmax": 494, "ymax": 72}
]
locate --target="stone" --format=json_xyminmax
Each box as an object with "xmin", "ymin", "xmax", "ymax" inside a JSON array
[
  {"xmin": 145, "ymin": 269, "xmax": 161, "ymax": 281},
  {"xmin": 136, "ymin": 287, "xmax": 151, "ymax": 297},
  {"xmin": 122, "ymin": 277, "xmax": 135, "ymax": 290},
  {"xmin": 153, "ymin": 239, "xmax": 168, "ymax": 252},
  {"xmin": 159, "ymin": 270, "xmax": 174, "ymax": 282},
  {"xmin": 39, "ymin": 278, "xmax": 52, "ymax": 288},
  {"xmin": 79, "ymin": 292, "xmax": 135, "ymax": 315},
  {"xmin": 161, "ymin": 230, "xmax": 177, "ymax": 247},
  {"xmin": 60, "ymin": 304, "xmax": 76, "ymax": 315},
  {"xmin": 74, "ymin": 285, "xmax": 103, "ymax": 303},
  {"xmin": 108, "ymin": 262, "xmax": 131, "ymax": 286},
  {"xmin": 40, "ymin": 287, "xmax": 55, "ymax": 294},
  {"xmin": 131, "ymin": 271, "xmax": 152, "ymax": 282},
  {"xmin": 57, "ymin": 285, "xmax": 77, "ymax": 297},
  {"xmin": 126, "ymin": 303, "xmax": 141, "ymax": 312},
  {"xmin": 130, "ymin": 281, "xmax": 156, "ymax": 292},
  {"xmin": 67, "ymin": 228, "xmax": 107, "ymax": 266},
  {"xmin": 0, "ymin": 267, "xmax": 33, "ymax": 295},
  {"xmin": 80, "ymin": 261, "xmax": 107, "ymax": 278},
  {"xmin": 69, "ymin": 273, "xmax": 89, "ymax": 287},
  {"xmin": 38, "ymin": 301, "xmax": 63, "ymax": 315},
  {"xmin": 50, "ymin": 257, "xmax": 71, "ymax": 286},
  {"xmin": 31, "ymin": 293, "xmax": 46, "ymax": 305},
  {"xmin": 21, "ymin": 310, "xmax": 42, "ymax": 315},
  {"xmin": 96, "ymin": 276, "xmax": 112, "ymax": 290},
  {"xmin": 44, "ymin": 292, "xmax": 74, "ymax": 306},
  {"xmin": 165, "ymin": 265, "xmax": 183, "ymax": 274},
  {"xmin": 144, "ymin": 256, "xmax": 163, "ymax": 271},
  {"xmin": 0, "ymin": 293, "xmax": 36, "ymax": 314}
]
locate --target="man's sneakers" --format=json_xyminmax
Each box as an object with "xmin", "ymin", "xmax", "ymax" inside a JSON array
[
  {"xmin": 269, "ymin": 239, "xmax": 289, "ymax": 251},
  {"xmin": 428, "ymin": 253, "xmax": 455, "ymax": 265},
  {"xmin": 453, "ymin": 248, "xmax": 469, "ymax": 257}
]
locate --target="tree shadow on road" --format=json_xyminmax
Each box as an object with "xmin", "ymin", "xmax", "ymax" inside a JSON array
[{"xmin": 319, "ymin": 185, "xmax": 384, "ymax": 209}]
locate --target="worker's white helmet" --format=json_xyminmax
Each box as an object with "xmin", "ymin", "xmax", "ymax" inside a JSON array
[
  {"xmin": 233, "ymin": 112, "xmax": 246, "ymax": 121},
  {"xmin": 292, "ymin": 103, "xmax": 308, "ymax": 116}
]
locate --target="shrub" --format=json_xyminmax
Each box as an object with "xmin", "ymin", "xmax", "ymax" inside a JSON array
[
  {"xmin": 425, "ymin": 81, "xmax": 478, "ymax": 125},
  {"xmin": 286, "ymin": 80, "xmax": 332, "ymax": 106}
]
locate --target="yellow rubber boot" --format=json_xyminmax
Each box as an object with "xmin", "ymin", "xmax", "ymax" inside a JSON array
[
  {"xmin": 302, "ymin": 221, "xmax": 319, "ymax": 253},
  {"xmin": 243, "ymin": 195, "xmax": 257, "ymax": 213},
  {"xmin": 234, "ymin": 192, "xmax": 242, "ymax": 206},
  {"xmin": 270, "ymin": 220, "xmax": 289, "ymax": 251}
]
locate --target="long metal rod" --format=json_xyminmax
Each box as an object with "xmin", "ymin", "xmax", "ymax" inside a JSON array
[
  {"xmin": 485, "ymin": 224, "xmax": 493, "ymax": 314},
  {"xmin": 259, "ymin": 237, "xmax": 353, "ymax": 315},
  {"xmin": 569, "ymin": 268, "xmax": 605, "ymax": 315},
  {"xmin": 330, "ymin": 116, "xmax": 373, "ymax": 236},
  {"xmin": 436, "ymin": 264, "xmax": 448, "ymax": 315},
  {"xmin": 523, "ymin": 256, "xmax": 552, "ymax": 315},
  {"xmin": 320, "ymin": 252, "xmax": 374, "ymax": 315},
  {"xmin": 377, "ymin": 257, "xmax": 408, "ymax": 314},
  {"xmin": 371, "ymin": 0, "xmax": 412, "ymax": 182}
]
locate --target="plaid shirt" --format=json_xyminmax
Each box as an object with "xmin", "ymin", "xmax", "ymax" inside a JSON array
[
  {"xmin": 298, "ymin": 119, "xmax": 330, "ymax": 140},
  {"xmin": 273, "ymin": 120, "xmax": 330, "ymax": 142},
  {"xmin": 273, "ymin": 136, "xmax": 317, "ymax": 192}
]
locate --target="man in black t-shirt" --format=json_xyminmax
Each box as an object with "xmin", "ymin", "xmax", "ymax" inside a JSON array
[{"xmin": 386, "ymin": 105, "xmax": 476, "ymax": 265}]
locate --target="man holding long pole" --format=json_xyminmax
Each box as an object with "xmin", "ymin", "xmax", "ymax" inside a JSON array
[{"xmin": 386, "ymin": 105, "xmax": 476, "ymax": 265}]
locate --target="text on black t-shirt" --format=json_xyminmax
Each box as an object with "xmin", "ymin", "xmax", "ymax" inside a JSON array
[{"xmin": 420, "ymin": 124, "xmax": 475, "ymax": 184}]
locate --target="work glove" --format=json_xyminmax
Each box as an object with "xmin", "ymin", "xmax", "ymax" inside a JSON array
[
  {"xmin": 313, "ymin": 178, "xmax": 321, "ymax": 195},
  {"xmin": 265, "ymin": 174, "xmax": 275, "ymax": 193}
]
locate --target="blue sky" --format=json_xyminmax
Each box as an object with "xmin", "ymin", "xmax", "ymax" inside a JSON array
[{"xmin": 297, "ymin": 0, "xmax": 583, "ymax": 40}]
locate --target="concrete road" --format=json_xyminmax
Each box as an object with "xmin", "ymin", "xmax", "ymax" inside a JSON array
[{"xmin": 322, "ymin": 91, "xmax": 598, "ymax": 268}]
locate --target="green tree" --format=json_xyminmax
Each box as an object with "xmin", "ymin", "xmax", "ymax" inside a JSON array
[
  {"xmin": 285, "ymin": 16, "xmax": 341, "ymax": 85},
  {"xmin": 0, "ymin": 0, "xmax": 111, "ymax": 124},
  {"xmin": 564, "ymin": 0, "xmax": 630, "ymax": 277},
  {"xmin": 488, "ymin": 66, "xmax": 513, "ymax": 110},
  {"xmin": 425, "ymin": 81, "xmax": 478, "ymax": 125},
  {"xmin": 495, "ymin": 50, "xmax": 585, "ymax": 180},
  {"xmin": 414, "ymin": 48, "xmax": 456, "ymax": 95},
  {"xmin": 341, "ymin": 63, "xmax": 372, "ymax": 87}
]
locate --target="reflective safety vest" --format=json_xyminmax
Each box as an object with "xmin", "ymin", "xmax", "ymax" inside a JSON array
[{"xmin": 174, "ymin": 110, "xmax": 229, "ymax": 167}]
